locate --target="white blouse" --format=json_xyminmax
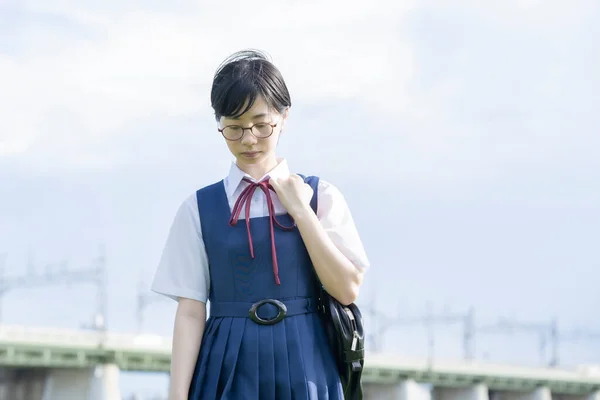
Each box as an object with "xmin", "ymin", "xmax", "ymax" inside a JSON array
[{"xmin": 151, "ymin": 158, "xmax": 370, "ymax": 303}]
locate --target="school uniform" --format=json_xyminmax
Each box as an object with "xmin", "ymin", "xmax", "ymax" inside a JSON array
[{"xmin": 151, "ymin": 158, "xmax": 369, "ymax": 400}]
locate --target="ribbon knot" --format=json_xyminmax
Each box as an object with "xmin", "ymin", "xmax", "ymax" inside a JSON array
[{"xmin": 228, "ymin": 177, "xmax": 295, "ymax": 285}]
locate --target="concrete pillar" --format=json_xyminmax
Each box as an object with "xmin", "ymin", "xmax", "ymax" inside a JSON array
[
  {"xmin": 495, "ymin": 387, "xmax": 551, "ymax": 400},
  {"xmin": 363, "ymin": 383, "xmax": 398, "ymax": 400},
  {"xmin": 532, "ymin": 387, "xmax": 551, "ymax": 400},
  {"xmin": 42, "ymin": 364, "xmax": 121, "ymax": 400},
  {"xmin": 90, "ymin": 364, "xmax": 122, "ymax": 400},
  {"xmin": 397, "ymin": 379, "xmax": 432, "ymax": 400},
  {"xmin": 435, "ymin": 383, "xmax": 489, "ymax": 400},
  {"xmin": 363, "ymin": 379, "xmax": 431, "ymax": 400},
  {"xmin": 556, "ymin": 394, "xmax": 600, "ymax": 400},
  {"xmin": 0, "ymin": 367, "xmax": 47, "ymax": 400},
  {"xmin": 588, "ymin": 392, "xmax": 600, "ymax": 400}
]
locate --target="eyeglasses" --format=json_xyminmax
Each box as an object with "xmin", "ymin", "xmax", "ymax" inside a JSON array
[{"xmin": 218, "ymin": 118, "xmax": 281, "ymax": 141}]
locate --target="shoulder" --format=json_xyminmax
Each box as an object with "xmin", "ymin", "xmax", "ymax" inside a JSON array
[
  {"xmin": 299, "ymin": 174, "xmax": 349, "ymax": 217},
  {"xmin": 180, "ymin": 192, "xmax": 199, "ymax": 214},
  {"xmin": 316, "ymin": 178, "xmax": 341, "ymax": 194},
  {"xmin": 301, "ymin": 174, "xmax": 345, "ymax": 200},
  {"xmin": 317, "ymin": 178, "xmax": 348, "ymax": 210},
  {"xmin": 195, "ymin": 179, "xmax": 225, "ymax": 198},
  {"xmin": 171, "ymin": 179, "xmax": 223, "ymax": 229},
  {"xmin": 170, "ymin": 192, "xmax": 201, "ymax": 233}
]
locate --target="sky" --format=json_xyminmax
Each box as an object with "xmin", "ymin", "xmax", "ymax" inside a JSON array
[{"xmin": 1, "ymin": 0, "xmax": 599, "ymax": 397}]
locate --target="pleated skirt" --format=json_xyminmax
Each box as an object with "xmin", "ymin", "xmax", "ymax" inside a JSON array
[{"xmin": 188, "ymin": 312, "xmax": 344, "ymax": 400}]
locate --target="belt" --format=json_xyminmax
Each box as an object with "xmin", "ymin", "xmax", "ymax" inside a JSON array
[{"xmin": 210, "ymin": 297, "xmax": 317, "ymax": 325}]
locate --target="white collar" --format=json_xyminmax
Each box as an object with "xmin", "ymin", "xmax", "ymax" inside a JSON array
[{"xmin": 224, "ymin": 158, "xmax": 290, "ymax": 198}]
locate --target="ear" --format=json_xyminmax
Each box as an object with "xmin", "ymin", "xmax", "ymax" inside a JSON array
[{"xmin": 280, "ymin": 107, "xmax": 290, "ymax": 133}]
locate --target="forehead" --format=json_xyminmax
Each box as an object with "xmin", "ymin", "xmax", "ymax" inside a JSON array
[{"xmin": 221, "ymin": 96, "xmax": 274, "ymax": 124}]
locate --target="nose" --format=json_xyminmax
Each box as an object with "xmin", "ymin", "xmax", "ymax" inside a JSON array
[{"xmin": 240, "ymin": 128, "xmax": 258, "ymax": 146}]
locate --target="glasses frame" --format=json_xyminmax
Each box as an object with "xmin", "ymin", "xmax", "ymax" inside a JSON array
[{"xmin": 218, "ymin": 117, "xmax": 282, "ymax": 141}]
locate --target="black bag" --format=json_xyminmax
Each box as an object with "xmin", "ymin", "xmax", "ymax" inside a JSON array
[
  {"xmin": 316, "ymin": 283, "xmax": 365, "ymax": 400},
  {"xmin": 300, "ymin": 174, "xmax": 365, "ymax": 400}
]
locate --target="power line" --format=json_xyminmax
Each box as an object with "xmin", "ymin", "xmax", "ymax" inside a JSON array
[
  {"xmin": 0, "ymin": 246, "xmax": 108, "ymax": 331},
  {"xmin": 136, "ymin": 279, "xmax": 166, "ymax": 333},
  {"xmin": 363, "ymin": 300, "xmax": 475, "ymax": 362},
  {"xmin": 555, "ymin": 326, "xmax": 600, "ymax": 364},
  {"xmin": 560, "ymin": 328, "xmax": 600, "ymax": 342},
  {"xmin": 366, "ymin": 299, "xmax": 600, "ymax": 368},
  {"xmin": 476, "ymin": 316, "xmax": 558, "ymax": 366}
]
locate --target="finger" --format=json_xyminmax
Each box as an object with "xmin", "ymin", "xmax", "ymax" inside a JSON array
[
  {"xmin": 269, "ymin": 177, "xmax": 280, "ymax": 190},
  {"xmin": 304, "ymin": 183, "xmax": 314, "ymax": 194},
  {"xmin": 291, "ymin": 174, "xmax": 303, "ymax": 182}
]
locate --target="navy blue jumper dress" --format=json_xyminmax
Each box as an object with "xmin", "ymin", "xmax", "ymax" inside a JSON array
[{"xmin": 188, "ymin": 175, "xmax": 344, "ymax": 399}]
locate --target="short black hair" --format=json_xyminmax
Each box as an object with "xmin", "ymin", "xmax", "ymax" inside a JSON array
[{"xmin": 210, "ymin": 49, "xmax": 291, "ymax": 121}]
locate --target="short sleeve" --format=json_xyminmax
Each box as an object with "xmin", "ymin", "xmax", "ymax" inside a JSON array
[
  {"xmin": 316, "ymin": 180, "xmax": 370, "ymax": 271},
  {"xmin": 150, "ymin": 193, "xmax": 210, "ymax": 303}
]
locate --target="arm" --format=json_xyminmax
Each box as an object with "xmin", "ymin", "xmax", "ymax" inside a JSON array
[
  {"xmin": 294, "ymin": 207, "xmax": 364, "ymax": 305},
  {"xmin": 270, "ymin": 175, "xmax": 370, "ymax": 305},
  {"xmin": 149, "ymin": 194, "xmax": 211, "ymax": 399},
  {"xmin": 169, "ymin": 298, "xmax": 206, "ymax": 400}
]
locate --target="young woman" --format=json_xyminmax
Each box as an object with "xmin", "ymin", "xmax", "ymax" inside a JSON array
[{"xmin": 151, "ymin": 50, "xmax": 370, "ymax": 400}]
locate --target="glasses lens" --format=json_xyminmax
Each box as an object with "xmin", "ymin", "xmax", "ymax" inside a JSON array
[
  {"xmin": 222, "ymin": 126, "xmax": 242, "ymax": 140},
  {"xmin": 252, "ymin": 123, "xmax": 273, "ymax": 138}
]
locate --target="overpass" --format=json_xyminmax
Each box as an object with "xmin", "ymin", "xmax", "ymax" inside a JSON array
[{"xmin": 1, "ymin": 324, "xmax": 599, "ymax": 400}]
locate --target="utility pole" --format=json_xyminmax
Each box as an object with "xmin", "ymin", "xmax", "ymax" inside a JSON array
[
  {"xmin": 0, "ymin": 253, "xmax": 5, "ymax": 322},
  {"xmin": 0, "ymin": 247, "xmax": 107, "ymax": 330},
  {"xmin": 476, "ymin": 316, "xmax": 557, "ymax": 366},
  {"xmin": 135, "ymin": 278, "xmax": 166, "ymax": 333},
  {"xmin": 424, "ymin": 304, "xmax": 476, "ymax": 361},
  {"xmin": 465, "ymin": 307, "xmax": 476, "ymax": 360},
  {"xmin": 555, "ymin": 325, "xmax": 600, "ymax": 366},
  {"xmin": 360, "ymin": 292, "xmax": 383, "ymax": 351},
  {"xmin": 365, "ymin": 301, "xmax": 475, "ymax": 362},
  {"xmin": 550, "ymin": 318, "xmax": 558, "ymax": 366},
  {"xmin": 91, "ymin": 244, "xmax": 108, "ymax": 332},
  {"xmin": 423, "ymin": 303, "xmax": 476, "ymax": 363}
]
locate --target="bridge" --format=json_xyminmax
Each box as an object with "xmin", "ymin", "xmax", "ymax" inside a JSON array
[{"xmin": 1, "ymin": 324, "xmax": 599, "ymax": 400}]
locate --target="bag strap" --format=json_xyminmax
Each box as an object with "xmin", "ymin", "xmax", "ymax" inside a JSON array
[
  {"xmin": 297, "ymin": 174, "xmax": 319, "ymax": 215},
  {"xmin": 296, "ymin": 174, "xmax": 324, "ymax": 289}
]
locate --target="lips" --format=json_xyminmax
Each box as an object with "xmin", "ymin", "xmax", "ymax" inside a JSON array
[{"xmin": 242, "ymin": 151, "xmax": 260, "ymax": 157}]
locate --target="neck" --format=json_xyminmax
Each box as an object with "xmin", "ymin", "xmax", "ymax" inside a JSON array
[{"xmin": 236, "ymin": 156, "xmax": 279, "ymax": 180}]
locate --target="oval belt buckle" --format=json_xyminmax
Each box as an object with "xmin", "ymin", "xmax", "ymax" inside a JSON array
[{"xmin": 248, "ymin": 299, "xmax": 287, "ymax": 325}]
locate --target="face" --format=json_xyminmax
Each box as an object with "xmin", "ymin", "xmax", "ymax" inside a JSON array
[{"xmin": 219, "ymin": 95, "xmax": 288, "ymax": 169}]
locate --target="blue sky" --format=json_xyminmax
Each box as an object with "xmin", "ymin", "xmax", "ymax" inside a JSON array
[{"xmin": 1, "ymin": 0, "xmax": 599, "ymax": 397}]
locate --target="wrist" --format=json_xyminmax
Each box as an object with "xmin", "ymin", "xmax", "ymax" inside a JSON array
[{"xmin": 290, "ymin": 204, "xmax": 315, "ymax": 221}]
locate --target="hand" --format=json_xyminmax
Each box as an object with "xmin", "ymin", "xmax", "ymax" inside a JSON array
[{"xmin": 269, "ymin": 174, "xmax": 314, "ymax": 218}]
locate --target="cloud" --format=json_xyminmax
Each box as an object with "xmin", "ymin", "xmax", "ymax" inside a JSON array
[
  {"xmin": 0, "ymin": 0, "xmax": 598, "ymax": 186},
  {"xmin": 0, "ymin": 0, "xmax": 419, "ymax": 170},
  {"xmin": 0, "ymin": 138, "xmax": 30, "ymax": 156}
]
